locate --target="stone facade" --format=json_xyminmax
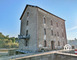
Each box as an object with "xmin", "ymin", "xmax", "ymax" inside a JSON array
[{"xmin": 19, "ymin": 5, "xmax": 67, "ymax": 52}]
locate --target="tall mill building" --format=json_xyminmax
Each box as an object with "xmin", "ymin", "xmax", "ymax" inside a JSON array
[{"xmin": 18, "ymin": 5, "xmax": 67, "ymax": 52}]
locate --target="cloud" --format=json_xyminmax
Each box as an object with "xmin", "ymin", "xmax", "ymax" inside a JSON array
[{"xmin": 67, "ymin": 26, "xmax": 77, "ymax": 31}]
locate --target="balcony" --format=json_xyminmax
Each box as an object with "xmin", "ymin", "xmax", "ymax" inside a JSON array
[{"xmin": 18, "ymin": 35, "xmax": 30, "ymax": 39}]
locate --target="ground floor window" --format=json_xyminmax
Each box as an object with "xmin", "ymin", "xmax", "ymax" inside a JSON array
[
  {"xmin": 63, "ymin": 41, "xmax": 65, "ymax": 46},
  {"xmin": 26, "ymin": 30, "xmax": 28, "ymax": 36},
  {"xmin": 25, "ymin": 40, "xmax": 28, "ymax": 46},
  {"xmin": 44, "ymin": 40, "xmax": 47, "ymax": 47},
  {"xmin": 58, "ymin": 41, "xmax": 60, "ymax": 46}
]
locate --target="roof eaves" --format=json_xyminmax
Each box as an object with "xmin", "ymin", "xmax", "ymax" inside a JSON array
[
  {"xmin": 20, "ymin": 4, "xmax": 37, "ymax": 20},
  {"xmin": 20, "ymin": 4, "xmax": 65, "ymax": 21},
  {"xmin": 36, "ymin": 6, "xmax": 65, "ymax": 21}
]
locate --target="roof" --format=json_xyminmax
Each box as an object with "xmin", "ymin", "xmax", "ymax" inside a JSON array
[{"xmin": 20, "ymin": 4, "xmax": 65, "ymax": 21}]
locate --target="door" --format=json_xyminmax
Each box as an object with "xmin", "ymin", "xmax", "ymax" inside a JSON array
[{"xmin": 51, "ymin": 41, "xmax": 54, "ymax": 50}]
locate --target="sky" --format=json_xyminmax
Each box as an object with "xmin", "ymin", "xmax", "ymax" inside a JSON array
[{"xmin": 0, "ymin": 0, "xmax": 77, "ymax": 40}]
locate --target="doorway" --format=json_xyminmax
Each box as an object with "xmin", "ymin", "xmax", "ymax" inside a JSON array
[{"xmin": 51, "ymin": 41, "xmax": 55, "ymax": 49}]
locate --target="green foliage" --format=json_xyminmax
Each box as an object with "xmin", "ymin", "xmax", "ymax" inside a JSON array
[
  {"xmin": 5, "ymin": 35, "xmax": 9, "ymax": 39},
  {"xmin": 0, "ymin": 32, "xmax": 5, "ymax": 39},
  {"xmin": 0, "ymin": 32, "xmax": 19, "ymax": 48},
  {"xmin": 9, "ymin": 37, "xmax": 16, "ymax": 43}
]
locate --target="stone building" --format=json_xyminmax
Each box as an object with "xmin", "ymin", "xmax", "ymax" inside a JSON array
[
  {"xmin": 18, "ymin": 5, "xmax": 67, "ymax": 52},
  {"xmin": 68, "ymin": 38, "xmax": 77, "ymax": 49}
]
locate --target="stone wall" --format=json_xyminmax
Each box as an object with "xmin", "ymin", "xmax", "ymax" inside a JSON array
[
  {"xmin": 54, "ymin": 53, "xmax": 77, "ymax": 60},
  {"xmin": 37, "ymin": 8, "xmax": 67, "ymax": 50},
  {"xmin": 19, "ymin": 6, "xmax": 38, "ymax": 52},
  {"xmin": 13, "ymin": 50, "xmax": 77, "ymax": 60}
]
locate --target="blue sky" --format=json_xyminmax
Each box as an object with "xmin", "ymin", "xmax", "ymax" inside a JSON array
[{"xmin": 0, "ymin": 0, "xmax": 77, "ymax": 40}]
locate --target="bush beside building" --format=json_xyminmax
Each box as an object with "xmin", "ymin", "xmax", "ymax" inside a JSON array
[{"xmin": 0, "ymin": 32, "xmax": 19, "ymax": 48}]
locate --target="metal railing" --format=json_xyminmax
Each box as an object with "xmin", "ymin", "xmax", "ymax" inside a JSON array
[{"xmin": 18, "ymin": 35, "xmax": 30, "ymax": 39}]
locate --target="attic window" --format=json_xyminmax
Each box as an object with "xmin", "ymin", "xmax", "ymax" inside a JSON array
[
  {"xmin": 51, "ymin": 20, "xmax": 53, "ymax": 25},
  {"xmin": 27, "ymin": 12, "xmax": 29, "ymax": 17},
  {"xmin": 43, "ymin": 17, "xmax": 46, "ymax": 24},
  {"xmin": 56, "ymin": 22, "xmax": 58, "ymax": 27}
]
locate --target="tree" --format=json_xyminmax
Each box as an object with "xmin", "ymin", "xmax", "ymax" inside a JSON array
[
  {"xmin": 10, "ymin": 37, "xmax": 15, "ymax": 43},
  {"xmin": 5, "ymin": 35, "xmax": 9, "ymax": 39}
]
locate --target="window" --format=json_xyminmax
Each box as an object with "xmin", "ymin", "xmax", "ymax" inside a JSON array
[
  {"xmin": 57, "ymin": 32, "xmax": 59, "ymax": 36},
  {"xmin": 62, "ymin": 33, "xmax": 64, "ymax": 37},
  {"xmin": 62, "ymin": 23, "xmax": 63, "ymax": 29},
  {"xmin": 63, "ymin": 41, "xmax": 65, "ymax": 46},
  {"xmin": 21, "ymin": 21, "xmax": 23, "ymax": 33},
  {"xmin": 58, "ymin": 41, "xmax": 60, "ymax": 46},
  {"xmin": 51, "ymin": 30, "xmax": 53, "ymax": 35},
  {"xmin": 44, "ymin": 28, "xmax": 46, "ymax": 35},
  {"xmin": 27, "ymin": 12, "xmax": 29, "ymax": 17},
  {"xmin": 55, "ymin": 34, "xmax": 56, "ymax": 36},
  {"xmin": 51, "ymin": 20, "xmax": 53, "ymax": 25},
  {"xmin": 26, "ymin": 21, "xmax": 28, "ymax": 25},
  {"xmin": 43, "ymin": 17, "xmax": 46, "ymax": 24},
  {"xmin": 56, "ymin": 23, "xmax": 58, "ymax": 27},
  {"xmin": 44, "ymin": 40, "xmax": 47, "ymax": 47},
  {"xmin": 25, "ymin": 40, "xmax": 28, "ymax": 46},
  {"xmin": 26, "ymin": 30, "xmax": 28, "ymax": 36}
]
